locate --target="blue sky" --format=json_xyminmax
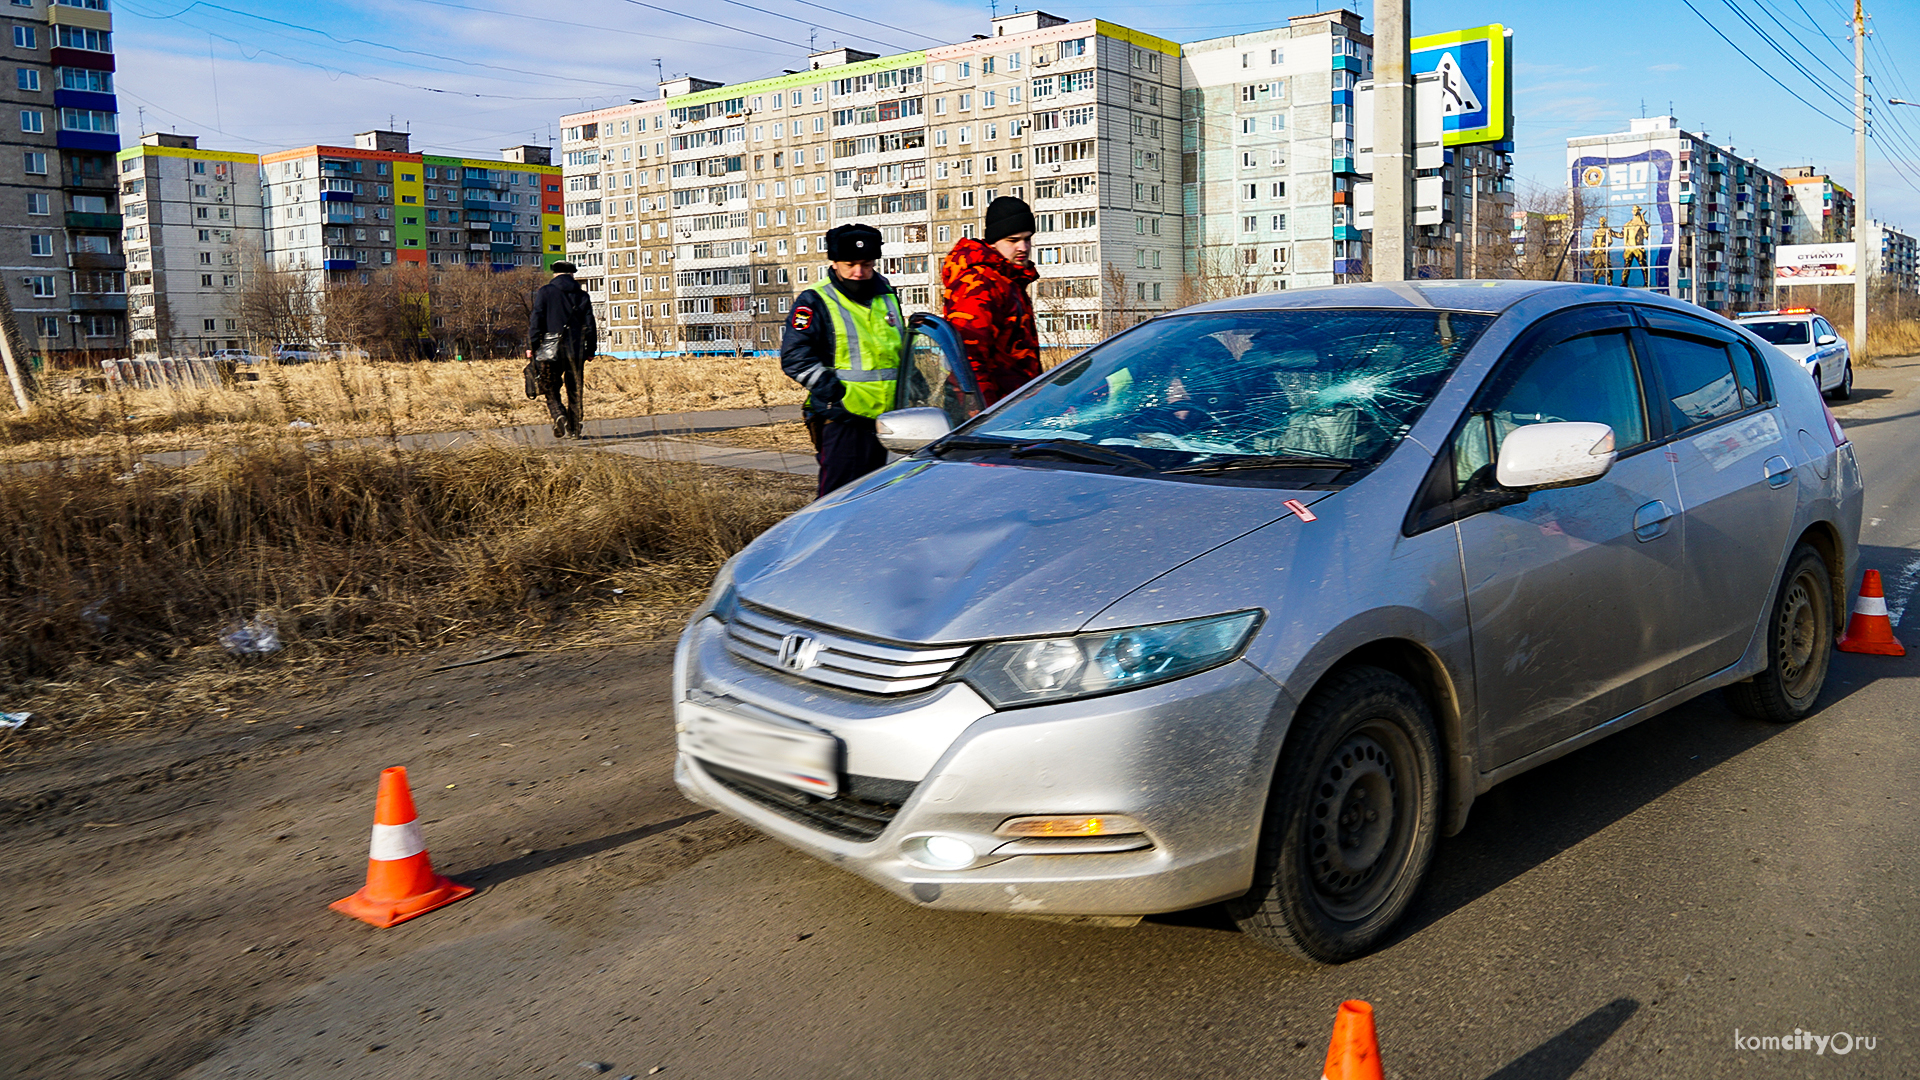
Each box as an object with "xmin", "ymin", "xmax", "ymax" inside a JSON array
[{"xmin": 112, "ymin": 0, "xmax": 1920, "ymax": 229}]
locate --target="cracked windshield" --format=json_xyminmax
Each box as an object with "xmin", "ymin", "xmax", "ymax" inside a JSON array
[{"xmin": 959, "ymin": 309, "xmax": 1495, "ymax": 473}]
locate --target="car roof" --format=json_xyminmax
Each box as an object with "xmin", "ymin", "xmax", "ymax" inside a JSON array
[{"xmin": 1176, "ymin": 280, "xmax": 1726, "ymax": 319}]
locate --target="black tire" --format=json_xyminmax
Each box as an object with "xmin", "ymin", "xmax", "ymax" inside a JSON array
[
  {"xmin": 1824, "ymin": 362, "xmax": 1853, "ymax": 402},
  {"xmin": 1724, "ymin": 544, "xmax": 1834, "ymax": 723},
  {"xmin": 1227, "ymin": 665, "xmax": 1441, "ymax": 963}
]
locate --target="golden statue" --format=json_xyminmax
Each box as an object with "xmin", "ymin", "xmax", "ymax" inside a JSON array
[
  {"xmin": 1620, "ymin": 206, "xmax": 1651, "ymax": 287},
  {"xmin": 1588, "ymin": 219, "xmax": 1617, "ymax": 286}
]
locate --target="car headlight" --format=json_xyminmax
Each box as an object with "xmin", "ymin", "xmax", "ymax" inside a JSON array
[
  {"xmin": 959, "ymin": 610, "xmax": 1263, "ymax": 709},
  {"xmin": 700, "ymin": 559, "xmax": 739, "ymax": 623}
]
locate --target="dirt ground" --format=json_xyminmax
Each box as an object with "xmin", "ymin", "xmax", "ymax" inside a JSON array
[{"xmin": 0, "ymin": 634, "xmax": 759, "ymax": 1079}]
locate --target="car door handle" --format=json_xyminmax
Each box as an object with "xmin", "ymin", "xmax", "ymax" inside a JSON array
[
  {"xmin": 1764, "ymin": 455, "xmax": 1794, "ymax": 489},
  {"xmin": 1633, "ymin": 500, "xmax": 1674, "ymax": 542}
]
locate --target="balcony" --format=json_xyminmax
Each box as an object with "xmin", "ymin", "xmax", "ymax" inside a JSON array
[
  {"xmin": 64, "ymin": 169, "xmax": 115, "ymax": 193},
  {"xmin": 71, "ymin": 294, "xmax": 127, "ymax": 312},
  {"xmin": 321, "ymin": 190, "xmax": 355, "ymax": 203},
  {"xmin": 322, "ymin": 259, "xmax": 357, "ymax": 271},
  {"xmin": 324, "ymin": 210, "xmax": 355, "ymax": 224},
  {"xmin": 69, "ymin": 251, "xmax": 125, "ymax": 271},
  {"xmin": 468, "ymin": 243, "xmax": 493, "ymax": 251},
  {"xmin": 66, "ymin": 211, "xmax": 121, "ymax": 230}
]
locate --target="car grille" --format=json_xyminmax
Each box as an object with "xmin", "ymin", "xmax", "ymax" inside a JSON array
[
  {"xmin": 723, "ymin": 603, "xmax": 972, "ymax": 695},
  {"xmin": 704, "ymin": 762, "xmax": 912, "ymax": 842}
]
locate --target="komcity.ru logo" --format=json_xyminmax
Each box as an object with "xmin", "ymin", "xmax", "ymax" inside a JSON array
[{"xmin": 1733, "ymin": 1029, "xmax": 1879, "ymax": 1055}]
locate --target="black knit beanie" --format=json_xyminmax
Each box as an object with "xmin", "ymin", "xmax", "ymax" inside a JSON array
[{"xmin": 983, "ymin": 196, "xmax": 1036, "ymax": 243}]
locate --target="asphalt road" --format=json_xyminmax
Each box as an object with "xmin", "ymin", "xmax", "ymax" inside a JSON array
[{"xmin": 175, "ymin": 359, "xmax": 1920, "ymax": 1080}]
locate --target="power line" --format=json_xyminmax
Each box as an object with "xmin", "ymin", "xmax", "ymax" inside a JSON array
[
  {"xmin": 1716, "ymin": 0, "xmax": 1856, "ymax": 115},
  {"xmin": 1741, "ymin": 0, "xmax": 1855, "ymax": 88},
  {"xmin": 120, "ymin": 0, "xmax": 640, "ymax": 90},
  {"xmin": 1676, "ymin": 0, "xmax": 1852, "ymax": 128},
  {"xmin": 402, "ymin": 0, "xmax": 801, "ymax": 61}
]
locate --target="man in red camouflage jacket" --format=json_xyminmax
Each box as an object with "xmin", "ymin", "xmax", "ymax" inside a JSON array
[{"xmin": 939, "ymin": 196, "xmax": 1041, "ymax": 406}]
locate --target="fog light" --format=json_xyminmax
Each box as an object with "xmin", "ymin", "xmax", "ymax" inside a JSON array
[
  {"xmin": 995, "ymin": 814, "xmax": 1146, "ymax": 838},
  {"xmin": 908, "ymin": 834, "xmax": 977, "ymax": 870}
]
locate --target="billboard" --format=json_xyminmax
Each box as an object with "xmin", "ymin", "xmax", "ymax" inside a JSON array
[
  {"xmin": 1570, "ymin": 150, "xmax": 1677, "ymax": 292},
  {"xmin": 1774, "ymin": 243, "xmax": 1857, "ymax": 285},
  {"xmin": 1410, "ymin": 24, "xmax": 1511, "ymax": 146}
]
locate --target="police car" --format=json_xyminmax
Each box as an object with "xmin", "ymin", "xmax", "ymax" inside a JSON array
[{"xmin": 1733, "ymin": 308, "xmax": 1852, "ymax": 401}]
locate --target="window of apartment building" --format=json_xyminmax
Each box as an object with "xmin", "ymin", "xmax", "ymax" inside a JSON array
[
  {"xmin": 1271, "ymin": 181, "xmax": 1286, "ymax": 198},
  {"xmin": 13, "ymin": 26, "xmax": 35, "ymax": 49},
  {"xmin": 59, "ymin": 108, "xmax": 115, "ymax": 133},
  {"xmin": 24, "ymin": 192, "xmax": 47, "ymax": 215},
  {"xmin": 36, "ymin": 317, "xmax": 57, "ymax": 338},
  {"xmin": 1243, "ymin": 215, "xmax": 1258, "ymax": 233},
  {"xmin": 198, "ymin": 251, "xmax": 212, "ymax": 265},
  {"xmin": 1242, "ymin": 151, "xmax": 1257, "ymax": 168},
  {"xmin": 28, "ymin": 234, "xmax": 52, "ymax": 256},
  {"xmin": 959, "ymin": 92, "xmax": 973, "ymax": 111},
  {"xmin": 29, "ymin": 275, "xmax": 54, "ymax": 297},
  {"xmin": 15, "ymin": 67, "xmax": 36, "ymax": 91},
  {"xmin": 19, "ymin": 110, "xmax": 42, "ymax": 133},
  {"xmin": 202, "ymin": 318, "xmax": 217, "ymax": 332},
  {"xmin": 57, "ymin": 66, "xmax": 109, "ymax": 92},
  {"xmin": 23, "ymin": 151, "xmax": 45, "ymax": 174},
  {"xmin": 1272, "ymin": 214, "xmax": 1287, "ymax": 231},
  {"xmin": 54, "ymin": 26, "xmax": 109, "ymax": 52},
  {"xmin": 199, "ymin": 273, "xmax": 213, "ymax": 286}
]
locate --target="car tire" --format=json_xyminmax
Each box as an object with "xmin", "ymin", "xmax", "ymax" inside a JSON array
[
  {"xmin": 1824, "ymin": 361, "xmax": 1852, "ymax": 402},
  {"xmin": 1227, "ymin": 665, "xmax": 1441, "ymax": 963},
  {"xmin": 1724, "ymin": 544, "xmax": 1834, "ymax": 723}
]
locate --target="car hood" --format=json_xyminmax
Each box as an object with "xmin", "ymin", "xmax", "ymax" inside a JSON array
[{"xmin": 730, "ymin": 459, "xmax": 1321, "ymax": 644}]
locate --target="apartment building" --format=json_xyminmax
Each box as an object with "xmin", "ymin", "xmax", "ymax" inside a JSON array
[
  {"xmin": 1779, "ymin": 165, "xmax": 1854, "ymax": 245},
  {"xmin": 260, "ymin": 131, "xmax": 560, "ymax": 281},
  {"xmin": 1568, "ymin": 117, "xmax": 1788, "ymax": 315},
  {"xmin": 1861, "ymin": 218, "xmax": 1919, "ymax": 295},
  {"xmin": 559, "ymin": 11, "xmax": 1183, "ymax": 357},
  {"xmin": 117, "ymin": 134, "xmax": 264, "ymax": 356},
  {"xmin": 2, "ymin": 0, "xmax": 123, "ymax": 363}
]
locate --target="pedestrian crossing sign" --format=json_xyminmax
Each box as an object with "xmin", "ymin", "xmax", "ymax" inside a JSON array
[{"xmin": 1411, "ymin": 24, "xmax": 1511, "ymax": 146}]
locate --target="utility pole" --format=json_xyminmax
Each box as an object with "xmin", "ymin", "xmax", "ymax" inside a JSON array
[
  {"xmin": 1854, "ymin": 0, "xmax": 1869, "ymax": 360},
  {"xmin": 1373, "ymin": 0, "xmax": 1413, "ymax": 282}
]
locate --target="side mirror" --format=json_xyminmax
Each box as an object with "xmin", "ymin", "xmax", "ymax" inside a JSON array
[
  {"xmin": 1495, "ymin": 422, "xmax": 1617, "ymax": 491},
  {"xmin": 1815, "ymin": 334, "xmax": 1838, "ymax": 346},
  {"xmin": 875, "ymin": 407, "xmax": 953, "ymax": 453}
]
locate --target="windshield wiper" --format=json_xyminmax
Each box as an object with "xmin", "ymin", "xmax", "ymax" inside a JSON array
[
  {"xmin": 1007, "ymin": 439, "xmax": 1156, "ymax": 470},
  {"xmin": 1162, "ymin": 454, "xmax": 1356, "ymax": 475},
  {"xmin": 925, "ymin": 435, "xmax": 1023, "ymax": 458}
]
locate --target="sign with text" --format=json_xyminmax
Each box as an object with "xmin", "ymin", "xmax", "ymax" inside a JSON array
[{"xmin": 1774, "ymin": 243, "xmax": 1857, "ymax": 285}]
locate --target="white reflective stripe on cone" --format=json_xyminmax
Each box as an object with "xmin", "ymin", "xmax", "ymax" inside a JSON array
[
  {"xmin": 1855, "ymin": 595, "xmax": 1890, "ymax": 617},
  {"xmin": 368, "ymin": 820, "xmax": 426, "ymax": 862}
]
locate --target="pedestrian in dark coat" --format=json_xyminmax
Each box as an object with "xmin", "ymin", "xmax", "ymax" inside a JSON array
[{"xmin": 527, "ymin": 261, "xmax": 598, "ymax": 438}]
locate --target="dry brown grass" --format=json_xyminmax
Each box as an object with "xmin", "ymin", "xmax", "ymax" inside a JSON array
[
  {"xmin": 0, "ymin": 353, "xmax": 805, "ymax": 466},
  {"xmin": 0, "ymin": 440, "xmax": 811, "ymax": 755},
  {"xmin": 680, "ymin": 420, "xmax": 816, "ymax": 455}
]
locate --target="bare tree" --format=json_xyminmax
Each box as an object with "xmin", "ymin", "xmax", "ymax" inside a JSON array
[{"xmin": 237, "ymin": 259, "xmax": 324, "ymax": 349}]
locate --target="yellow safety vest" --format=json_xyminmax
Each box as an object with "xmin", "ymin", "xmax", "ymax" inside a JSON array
[{"xmin": 816, "ymin": 279, "xmax": 905, "ymax": 419}]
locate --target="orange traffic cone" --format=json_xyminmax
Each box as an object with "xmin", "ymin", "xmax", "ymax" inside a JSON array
[
  {"xmin": 1321, "ymin": 1000, "xmax": 1384, "ymax": 1080},
  {"xmin": 330, "ymin": 766, "xmax": 474, "ymax": 927},
  {"xmin": 1837, "ymin": 569, "xmax": 1907, "ymax": 656}
]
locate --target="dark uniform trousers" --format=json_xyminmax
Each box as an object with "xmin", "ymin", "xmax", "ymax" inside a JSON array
[{"xmin": 811, "ymin": 413, "xmax": 889, "ymax": 497}]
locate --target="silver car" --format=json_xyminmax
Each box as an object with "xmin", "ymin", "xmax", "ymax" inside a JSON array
[{"xmin": 673, "ymin": 282, "xmax": 1862, "ymax": 962}]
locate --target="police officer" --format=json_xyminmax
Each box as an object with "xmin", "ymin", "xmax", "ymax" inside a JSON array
[{"xmin": 781, "ymin": 223, "xmax": 905, "ymax": 496}]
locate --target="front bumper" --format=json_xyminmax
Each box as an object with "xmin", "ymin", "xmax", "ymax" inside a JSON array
[{"xmin": 672, "ymin": 614, "xmax": 1292, "ymax": 916}]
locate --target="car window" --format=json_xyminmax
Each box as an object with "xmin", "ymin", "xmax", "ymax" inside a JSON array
[
  {"xmin": 1742, "ymin": 320, "xmax": 1811, "ymax": 346},
  {"xmin": 1646, "ymin": 331, "xmax": 1756, "ymax": 431},
  {"xmin": 1452, "ymin": 329, "xmax": 1647, "ymax": 493},
  {"xmin": 1814, "ymin": 319, "xmax": 1835, "ymax": 340},
  {"xmin": 969, "ymin": 309, "xmax": 1494, "ymax": 471}
]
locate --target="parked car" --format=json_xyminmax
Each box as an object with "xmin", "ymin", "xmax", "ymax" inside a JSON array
[
  {"xmin": 207, "ymin": 349, "xmax": 267, "ymax": 365},
  {"xmin": 1734, "ymin": 307, "xmax": 1852, "ymax": 401},
  {"xmin": 272, "ymin": 344, "xmax": 319, "ymax": 364},
  {"xmin": 672, "ymin": 283, "xmax": 1861, "ymax": 962}
]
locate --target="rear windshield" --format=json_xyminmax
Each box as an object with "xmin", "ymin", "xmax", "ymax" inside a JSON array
[
  {"xmin": 958, "ymin": 309, "xmax": 1493, "ymax": 473},
  {"xmin": 1742, "ymin": 320, "xmax": 1812, "ymax": 346}
]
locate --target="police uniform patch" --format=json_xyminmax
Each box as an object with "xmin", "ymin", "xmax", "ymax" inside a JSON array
[{"xmin": 790, "ymin": 305, "xmax": 813, "ymax": 330}]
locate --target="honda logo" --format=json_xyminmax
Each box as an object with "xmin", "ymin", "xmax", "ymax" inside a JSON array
[{"xmin": 777, "ymin": 633, "xmax": 821, "ymax": 673}]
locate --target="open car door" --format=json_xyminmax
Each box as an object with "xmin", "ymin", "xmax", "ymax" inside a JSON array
[{"xmin": 896, "ymin": 313, "xmax": 982, "ymax": 425}]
